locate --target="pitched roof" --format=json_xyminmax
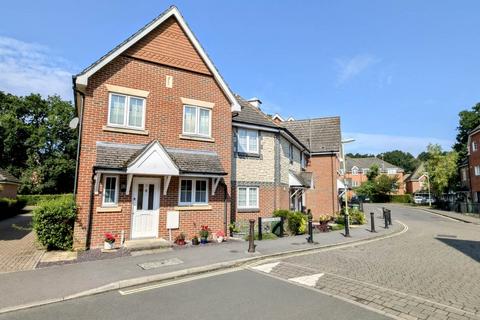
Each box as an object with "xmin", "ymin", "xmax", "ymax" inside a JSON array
[
  {"xmin": 233, "ymin": 95, "xmax": 279, "ymax": 129},
  {"xmin": 281, "ymin": 117, "xmax": 341, "ymax": 153},
  {"xmin": 95, "ymin": 141, "xmax": 226, "ymax": 175},
  {"xmin": 405, "ymin": 163, "xmax": 425, "ymax": 181},
  {"xmin": 0, "ymin": 168, "xmax": 20, "ymax": 184},
  {"xmin": 345, "ymin": 157, "xmax": 404, "ymax": 173},
  {"xmin": 74, "ymin": 6, "xmax": 240, "ymax": 112}
]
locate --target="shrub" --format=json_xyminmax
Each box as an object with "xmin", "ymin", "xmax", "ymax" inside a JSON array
[
  {"xmin": 390, "ymin": 194, "xmax": 412, "ymax": 203},
  {"xmin": 272, "ymin": 209, "xmax": 290, "ymax": 219},
  {"xmin": 287, "ymin": 211, "xmax": 307, "ymax": 235},
  {"xmin": 349, "ymin": 208, "xmax": 366, "ymax": 225},
  {"xmin": 33, "ymin": 195, "xmax": 76, "ymax": 250},
  {"xmin": 18, "ymin": 194, "xmax": 73, "ymax": 206}
]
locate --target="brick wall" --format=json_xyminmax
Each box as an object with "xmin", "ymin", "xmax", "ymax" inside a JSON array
[{"xmin": 469, "ymin": 131, "xmax": 480, "ymax": 200}]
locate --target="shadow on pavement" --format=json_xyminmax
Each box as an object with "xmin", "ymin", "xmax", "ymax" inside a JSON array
[
  {"xmin": 436, "ymin": 237, "xmax": 480, "ymax": 262},
  {"xmin": 0, "ymin": 214, "xmax": 32, "ymax": 241}
]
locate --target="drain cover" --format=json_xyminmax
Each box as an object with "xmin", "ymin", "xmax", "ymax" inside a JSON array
[
  {"xmin": 437, "ymin": 234, "xmax": 457, "ymax": 238},
  {"xmin": 138, "ymin": 258, "xmax": 183, "ymax": 270}
]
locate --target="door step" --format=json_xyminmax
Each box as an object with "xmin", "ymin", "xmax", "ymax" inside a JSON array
[{"xmin": 124, "ymin": 238, "xmax": 172, "ymax": 251}]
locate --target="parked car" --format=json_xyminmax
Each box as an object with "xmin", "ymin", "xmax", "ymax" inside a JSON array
[{"xmin": 414, "ymin": 196, "xmax": 424, "ymax": 204}]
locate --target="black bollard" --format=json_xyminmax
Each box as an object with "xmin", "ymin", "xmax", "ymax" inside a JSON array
[
  {"xmin": 388, "ymin": 210, "xmax": 392, "ymax": 225},
  {"xmin": 370, "ymin": 212, "xmax": 376, "ymax": 233},
  {"xmin": 279, "ymin": 217, "xmax": 284, "ymax": 238},
  {"xmin": 248, "ymin": 219, "xmax": 255, "ymax": 253},
  {"xmin": 307, "ymin": 214, "xmax": 313, "ymax": 243},
  {"xmin": 384, "ymin": 213, "xmax": 389, "ymax": 229},
  {"xmin": 258, "ymin": 217, "xmax": 262, "ymax": 241},
  {"xmin": 344, "ymin": 211, "xmax": 351, "ymax": 237}
]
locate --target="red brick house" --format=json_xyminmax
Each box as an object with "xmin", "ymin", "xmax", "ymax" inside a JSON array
[
  {"xmin": 404, "ymin": 163, "xmax": 427, "ymax": 195},
  {"xmin": 72, "ymin": 6, "xmax": 241, "ymax": 249},
  {"xmin": 466, "ymin": 125, "xmax": 480, "ymax": 202}
]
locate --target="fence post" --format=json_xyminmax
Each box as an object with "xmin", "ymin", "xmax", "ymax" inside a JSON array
[
  {"xmin": 280, "ymin": 217, "xmax": 284, "ymax": 238},
  {"xmin": 258, "ymin": 217, "xmax": 262, "ymax": 241},
  {"xmin": 248, "ymin": 219, "xmax": 255, "ymax": 253},
  {"xmin": 307, "ymin": 211, "xmax": 313, "ymax": 243},
  {"xmin": 370, "ymin": 212, "xmax": 376, "ymax": 233}
]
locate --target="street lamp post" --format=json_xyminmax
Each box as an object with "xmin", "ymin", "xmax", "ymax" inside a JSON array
[
  {"xmin": 424, "ymin": 172, "xmax": 432, "ymax": 207},
  {"xmin": 341, "ymin": 138, "xmax": 355, "ymax": 237}
]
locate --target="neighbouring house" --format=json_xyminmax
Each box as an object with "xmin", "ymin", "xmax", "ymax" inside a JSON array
[
  {"xmin": 458, "ymin": 158, "xmax": 470, "ymax": 201},
  {"xmin": 404, "ymin": 163, "xmax": 427, "ymax": 195},
  {"xmin": 281, "ymin": 117, "xmax": 342, "ymax": 216},
  {"xmin": 0, "ymin": 168, "xmax": 20, "ymax": 199},
  {"xmin": 72, "ymin": 6, "xmax": 240, "ymax": 249},
  {"xmin": 231, "ymin": 96, "xmax": 313, "ymax": 223},
  {"xmin": 466, "ymin": 125, "xmax": 480, "ymax": 202},
  {"xmin": 344, "ymin": 157, "xmax": 405, "ymax": 196}
]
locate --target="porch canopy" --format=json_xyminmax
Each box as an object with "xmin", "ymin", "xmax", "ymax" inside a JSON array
[
  {"xmin": 289, "ymin": 171, "xmax": 313, "ymax": 201},
  {"xmin": 94, "ymin": 140, "xmax": 227, "ymax": 196}
]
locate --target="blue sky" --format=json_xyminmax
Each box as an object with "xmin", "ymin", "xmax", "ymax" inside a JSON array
[{"xmin": 1, "ymin": 0, "xmax": 479, "ymax": 156}]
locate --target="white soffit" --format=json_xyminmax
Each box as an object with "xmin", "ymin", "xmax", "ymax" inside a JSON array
[
  {"xmin": 127, "ymin": 141, "xmax": 179, "ymax": 175},
  {"xmin": 288, "ymin": 172, "xmax": 303, "ymax": 187}
]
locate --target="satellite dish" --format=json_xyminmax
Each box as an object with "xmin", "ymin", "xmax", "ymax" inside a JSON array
[{"xmin": 69, "ymin": 117, "xmax": 79, "ymax": 129}]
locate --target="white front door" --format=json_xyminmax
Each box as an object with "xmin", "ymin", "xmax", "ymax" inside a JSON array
[{"xmin": 131, "ymin": 178, "xmax": 160, "ymax": 239}]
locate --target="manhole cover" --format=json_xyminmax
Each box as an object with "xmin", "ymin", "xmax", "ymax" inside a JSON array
[
  {"xmin": 138, "ymin": 258, "xmax": 183, "ymax": 270},
  {"xmin": 437, "ymin": 234, "xmax": 457, "ymax": 238}
]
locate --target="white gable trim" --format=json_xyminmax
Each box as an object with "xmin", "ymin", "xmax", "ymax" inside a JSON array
[
  {"xmin": 75, "ymin": 6, "xmax": 240, "ymax": 112},
  {"xmin": 288, "ymin": 172, "xmax": 303, "ymax": 187},
  {"xmin": 272, "ymin": 113, "xmax": 284, "ymax": 122},
  {"xmin": 127, "ymin": 141, "xmax": 179, "ymax": 176}
]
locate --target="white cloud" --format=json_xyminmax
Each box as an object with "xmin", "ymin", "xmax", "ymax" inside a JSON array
[
  {"xmin": 335, "ymin": 54, "xmax": 379, "ymax": 85},
  {"xmin": 343, "ymin": 132, "xmax": 453, "ymax": 156},
  {"xmin": 0, "ymin": 36, "xmax": 73, "ymax": 100}
]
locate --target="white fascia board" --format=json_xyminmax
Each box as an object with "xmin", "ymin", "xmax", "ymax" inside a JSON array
[
  {"xmin": 311, "ymin": 151, "xmax": 337, "ymax": 156},
  {"xmin": 75, "ymin": 7, "xmax": 240, "ymax": 112},
  {"xmin": 280, "ymin": 131, "xmax": 306, "ymax": 151},
  {"xmin": 232, "ymin": 122, "xmax": 279, "ymax": 133},
  {"xmin": 180, "ymin": 173, "xmax": 225, "ymax": 178},
  {"xmin": 127, "ymin": 141, "xmax": 180, "ymax": 175}
]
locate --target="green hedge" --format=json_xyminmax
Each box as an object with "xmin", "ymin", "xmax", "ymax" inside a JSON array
[
  {"xmin": 273, "ymin": 210, "xmax": 307, "ymax": 235},
  {"xmin": 33, "ymin": 195, "xmax": 76, "ymax": 250},
  {"xmin": 0, "ymin": 197, "xmax": 27, "ymax": 219},
  {"xmin": 18, "ymin": 194, "xmax": 73, "ymax": 206},
  {"xmin": 390, "ymin": 194, "xmax": 412, "ymax": 203}
]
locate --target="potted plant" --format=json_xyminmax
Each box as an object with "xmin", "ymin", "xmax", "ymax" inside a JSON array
[
  {"xmin": 191, "ymin": 235, "xmax": 199, "ymax": 245},
  {"xmin": 215, "ymin": 230, "xmax": 225, "ymax": 243},
  {"xmin": 174, "ymin": 233, "xmax": 186, "ymax": 245},
  {"xmin": 199, "ymin": 225, "xmax": 210, "ymax": 244},
  {"xmin": 318, "ymin": 215, "xmax": 330, "ymax": 232},
  {"xmin": 104, "ymin": 232, "xmax": 115, "ymax": 250}
]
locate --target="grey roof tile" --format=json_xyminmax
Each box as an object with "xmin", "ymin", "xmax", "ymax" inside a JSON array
[
  {"xmin": 233, "ymin": 95, "xmax": 279, "ymax": 128},
  {"xmin": 346, "ymin": 157, "xmax": 404, "ymax": 173},
  {"xmin": 0, "ymin": 168, "xmax": 20, "ymax": 184},
  {"xmin": 281, "ymin": 117, "xmax": 341, "ymax": 153}
]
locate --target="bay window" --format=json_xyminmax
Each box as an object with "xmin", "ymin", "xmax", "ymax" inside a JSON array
[
  {"xmin": 237, "ymin": 186, "xmax": 259, "ymax": 209},
  {"xmin": 179, "ymin": 178, "xmax": 208, "ymax": 205},
  {"xmin": 183, "ymin": 105, "xmax": 211, "ymax": 137},
  {"xmin": 108, "ymin": 93, "xmax": 145, "ymax": 129}
]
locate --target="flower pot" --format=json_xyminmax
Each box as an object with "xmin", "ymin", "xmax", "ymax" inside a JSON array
[
  {"xmin": 200, "ymin": 237, "xmax": 208, "ymax": 244},
  {"xmin": 216, "ymin": 236, "xmax": 224, "ymax": 243},
  {"xmin": 192, "ymin": 238, "xmax": 199, "ymax": 245},
  {"xmin": 175, "ymin": 239, "xmax": 186, "ymax": 246},
  {"xmin": 104, "ymin": 241, "xmax": 115, "ymax": 250}
]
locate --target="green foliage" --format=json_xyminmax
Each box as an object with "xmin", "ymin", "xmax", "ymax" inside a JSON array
[
  {"xmin": 366, "ymin": 164, "xmax": 380, "ymax": 181},
  {"xmin": 390, "ymin": 195, "xmax": 412, "ymax": 203},
  {"xmin": 349, "ymin": 208, "xmax": 366, "ymax": 225},
  {"xmin": 0, "ymin": 92, "xmax": 77, "ymax": 194},
  {"xmin": 272, "ymin": 209, "xmax": 290, "ymax": 219},
  {"xmin": 453, "ymin": 102, "xmax": 480, "ymax": 159},
  {"xmin": 17, "ymin": 194, "xmax": 73, "ymax": 206},
  {"xmin": 273, "ymin": 210, "xmax": 307, "ymax": 235},
  {"xmin": 356, "ymin": 173, "xmax": 398, "ymax": 202},
  {"xmin": 346, "ymin": 152, "xmax": 376, "ymax": 158},
  {"xmin": 0, "ymin": 197, "xmax": 27, "ymax": 219},
  {"xmin": 424, "ymin": 144, "xmax": 458, "ymax": 195},
  {"xmin": 378, "ymin": 150, "xmax": 419, "ymax": 173},
  {"xmin": 33, "ymin": 195, "xmax": 76, "ymax": 250}
]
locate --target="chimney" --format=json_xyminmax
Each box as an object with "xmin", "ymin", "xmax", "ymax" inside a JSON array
[{"xmin": 247, "ymin": 97, "xmax": 262, "ymax": 108}]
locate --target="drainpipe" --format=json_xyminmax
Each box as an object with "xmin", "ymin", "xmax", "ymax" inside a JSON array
[
  {"xmin": 72, "ymin": 76, "xmax": 85, "ymax": 196},
  {"xmin": 85, "ymin": 169, "xmax": 96, "ymax": 249},
  {"xmin": 223, "ymin": 179, "xmax": 228, "ymax": 236}
]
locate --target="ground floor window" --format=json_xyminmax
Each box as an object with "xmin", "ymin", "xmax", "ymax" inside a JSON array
[
  {"xmin": 179, "ymin": 178, "xmax": 208, "ymax": 205},
  {"xmin": 237, "ymin": 186, "xmax": 259, "ymax": 209},
  {"xmin": 103, "ymin": 175, "xmax": 119, "ymax": 206}
]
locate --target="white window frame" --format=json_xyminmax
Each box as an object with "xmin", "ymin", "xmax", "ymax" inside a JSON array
[
  {"xmin": 352, "ymin": 180, "xmax": 359, "ymax": 187},
  {"xmin": 237, "ymin": 128, "xmax": 259, "ymax": 154},
  {"xmin": 362, "ymin": 168, "xmax": 369, "ymax": 175},
  {"xmin": 289, "ymin": 144, "xmax": 294, "ymax": 163},
  {"xmin": 351, "ymin": 167, "xmax": 359, "ymax": 175},
  {"xmin": 237, "ymin": 186, "xmax": 259, "ymax": 209},
  {"xmin": 178, "ymin": 178, "xmax": 209, "ymax": 205},
  {"xmin": 182, "ymin": 105, "xmax": 212, "ymax": 137},
  {"xmin": 387, "ymin": 168, "xmax": 397, "ymax": 175},
  {"xmin": 475, "ymin": 166, "xmax": 480, "ymax": 176},
  {"xmin": 473, "ymin": 141, "xmax": 478, "ymax": 152},
  {"xmin": 301, "ymin": 152, "xmax": 307, "ymax": 169},
  {"xmin": 102, "ymin": 175, "xmax": 119, "ymax": 207},
  {"xmin": 107, "ymin": 93, "xmax": 146, "ymax": 130}
]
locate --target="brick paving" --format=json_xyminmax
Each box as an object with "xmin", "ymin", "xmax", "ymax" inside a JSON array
[
  {"xmin": 0, "ymin": 214, "xmax": 44, "ymax": 273},
  {"xmin": 248, "ymin": 204, "xmax": 480, "ymax": 320}
]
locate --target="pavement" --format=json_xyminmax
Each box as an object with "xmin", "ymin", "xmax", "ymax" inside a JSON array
[
  {"xmin": 0, "ymin": 213, "xmax": 44, "ymax": 273},
  {"xmin": 250, "ymin": 204, "xmax": 480, "ymax": 320},
  {"xmin": 0, "ymin": 270, "xmax": 390, "ymax": 320},
  {"xmin": 0, "ymin": 212, "xmax": 402, "ymax": 314},
  {"xmin": 414, "ymin": 206, "xmax": 479, "ymax": 225}
]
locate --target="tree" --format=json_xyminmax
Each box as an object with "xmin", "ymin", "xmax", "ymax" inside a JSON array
[
  {"xmin": 366, "ymin": 164, "xmax": 379, "ymax": 181},
  {"xmin": 346, "ymin": 152, "xmax": 375, "ymax": 158},
  {"xmin": 378, "ymin": 150, "xmax": 418, "ymax": 173},
  {"xmin": 0, "ymin": 92, "xmax": 77, "ymax": 194},
  {"xmin": 453, "ymin": 102, "xmax": 480, "ymax": 159},
  {"xmin": 355, "ymin": 165, "xmax": 399, "ymax": 202},
  {"xmin": 424, "ymin": 144, "xmax": 458, "ymax": 195}
]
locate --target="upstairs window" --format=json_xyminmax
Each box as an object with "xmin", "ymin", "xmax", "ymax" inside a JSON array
[
  {"xmin": 108, "ymin": 93, "xmax": 145, "ymax": 129},
  {"xmin": 301, "ymin": 152, "xmax": 307, "ymax": 169},
  {"xmin": 473, "ymin": 141, "xmax": 478, "ymax": 152},
  {"xmin": 183, "ymin": 105, "xmax": 211, "ymax": 137},
  {"xmin": 289, "ymin": 144, "xmax": 294, "ymax": 163},
  {"xmin": 351, "ymin": 167, "xmax": 359, "ymax": 175},
  {"xmin": 362, "ymin": 168, "xmax": 369, "ymax": 174},
  {"xmin": 475, "ymin": 166, "xmax": 480, "ymax": 176},
  {"xmin": 237, "ymin": 129, "xmax": 259, "ymax": 154},
  {"xmin": 387, "ymin": 169, "xmax": 397, "ymax": 175}
]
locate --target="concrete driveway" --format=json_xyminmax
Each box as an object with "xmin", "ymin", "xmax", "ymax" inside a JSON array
[{"xmin": 0, "ymin": 213, "xmax": 44, "ymax": 273}]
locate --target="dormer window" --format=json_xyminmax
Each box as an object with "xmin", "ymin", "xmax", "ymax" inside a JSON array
[
  {"xmin": 108, "ymin": 93, "xmax": 145, "ymax": 130},
  {"xmin": 351, "ymin": 167, "xmax": 359, "ymax": 175},
  {"xmin": 387, "ymin": 169, "xmax": 397, "ymax": 175}
]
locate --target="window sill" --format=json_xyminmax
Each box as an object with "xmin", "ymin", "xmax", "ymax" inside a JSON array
[
  {"xmin": 179, "ymin": 134, "xmax": 214, "ymax": 143},
  {"xmin": 237, "ymin": 208, "xmax": 260, "ymax": 213},
  {"xmin": 236, "ymin": 152, "xmax": 260, "ymax": 158},
  {"xmin": 174, "ymin": 205, "xmax": 212, "ymax": 211},
  {"xmin": 103, "ymin": 126, "xmax": 149, "ymax": 136},
  {"xmin": 96, "ymin": 207, "xmax": 122, "ymax": 213}
]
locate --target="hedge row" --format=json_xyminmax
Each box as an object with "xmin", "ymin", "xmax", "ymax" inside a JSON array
[
  {"xmin": 0, "ymin": 197, "xmax": 27, "ymax": 220},
  {"xmin": 273, "ymin": 210, "xmax": 307, "ymax": 235},
  {"xmin": 390, "ymin": 194, "xmax": 412, "ymax": 203},
  {"xmin": 18, "ymin": 194, "xmax": 73, "ymax": 206}
]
